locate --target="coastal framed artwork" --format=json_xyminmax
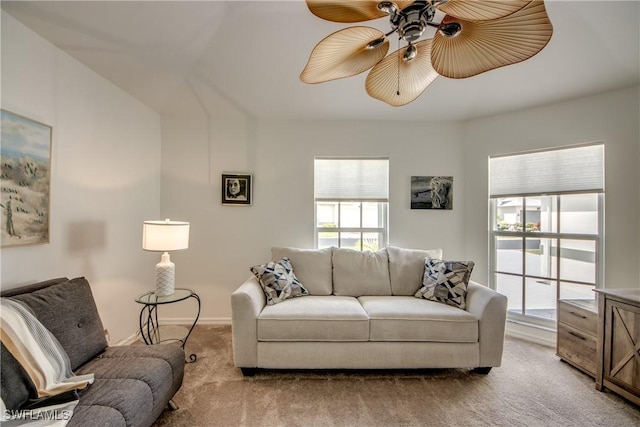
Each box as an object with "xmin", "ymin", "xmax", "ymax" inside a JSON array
[
  {"xmin": 221, "ymin": 173, "xmax": 252, "ymax": 206},
  {"xmin": 1, "ymin": 110, "xmax": 52, "ymax": 247},
  {"xmin": 411, "ymin": 176, "xmax": 453, "ymax": 210}
]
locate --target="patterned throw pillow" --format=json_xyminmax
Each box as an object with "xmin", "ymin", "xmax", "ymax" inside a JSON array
[
  {"xmin": 250, "ymin": 258, "xmax": 309, "ymax": 305},
  {"xmin": 415, "ymin": 259, "xmax": 475, "ymax": 310}
]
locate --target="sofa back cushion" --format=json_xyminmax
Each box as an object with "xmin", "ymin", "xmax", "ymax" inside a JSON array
[
  {"xmin": 10, "ymin": 277, "xmax": 107, "ymax": 370},
  {"xmin": 387, "ymin": 246, "xmax": 443, "ymax": 295},
  {"xmin": 271, "ymin": 247, "xmax": 333, "ymax": 295},
  {"xmin": 332, "ymin": 248, "xmax": 391, "ymax": 296},
  {"xmin": 1, "ymin": 342, "xmax": 34, "ymax": 410}
]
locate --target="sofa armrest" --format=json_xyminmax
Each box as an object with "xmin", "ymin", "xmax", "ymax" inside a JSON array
[
  {"xmin": 231, "ymin": 276, "xmax": 266, "ymax": 368},
  {"xmin": 465, "ymin": 281, "xmax": 508, "ymax": 367}
]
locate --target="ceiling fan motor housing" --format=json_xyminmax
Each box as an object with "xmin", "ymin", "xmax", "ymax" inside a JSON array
[{"xmin": 392, "ymin": 1, "xmax": 435, "ymax": 42}]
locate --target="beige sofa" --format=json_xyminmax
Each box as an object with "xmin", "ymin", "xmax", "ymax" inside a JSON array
[{"xmin": 231, "ymin": 246, "xmax": 507, "ymax": 375}]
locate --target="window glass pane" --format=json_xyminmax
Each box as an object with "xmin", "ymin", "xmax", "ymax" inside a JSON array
[
  {"xmin": 525, "ymin": 277, "xmax": 557, "ymax": 321},
  {"xmin": 362, "ymin": 232, "xmax": 381, "ymax": 251},
  {"xmin": 318, "ymin": 232, "xmax": 338, "ymax": 249},
  {"xmin": 523, "ymin": 196, "xmax": 542, "ymax": 232},
  {"xmin": 340, "ymin": 202, "xmax": 361, "ymax": 228},
  {"xmin": 559, "ymin": 281, "xmax": 595, "ymax": 301},
  {"xmin": 527, "ymin": 195, "xmax": 557, "ymax": 233},
  {"xmin": 560, "ymin": 194, "xmax": 598, "ymax": 235},
  {"xmin": 494, "ymin": 197, "xmax": 523, "ymax": 231},
  {"xmin": 496, "ymin": 273, "xmax": 522, "ymax": 315},
  {"xmin": 316, "ymin": 202, "xmax": 338, "ymax": 228},
  {"xmin": 559, "ymin": 239, "xmax": 596, "ymax": 284},
  {"xmin": 525, "ymin": 237, "xmax": 557, "ymax": 279},
  {"xmin": 495, "ymin": 237, "xmax": 522, "ymax": 274},
  {"xmin": 543, "ymin": 195, "xmax": 558, "ymax": 233},
  {"xmin": 362, "ymin": 202, "xmax": 382, "ymax": 228},
  {"xmin": 340, "ymin": 232, "xmax": 361, "ymax": 250}
]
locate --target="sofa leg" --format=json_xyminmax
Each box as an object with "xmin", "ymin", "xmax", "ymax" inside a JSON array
[
  {"xmin": 473, "ymin": 367, "xmax": 492, "ymax": 375},
  {"xmin": 241, "ymin": 368, "xmax": 257, "ymax": 377},
  {"xmin": 168, "ymin": 399, "xmax": 179, "ymax": 411}
]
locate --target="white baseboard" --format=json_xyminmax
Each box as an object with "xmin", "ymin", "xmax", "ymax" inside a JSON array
[
  {"xmin": 115, "ymin": 331, "xmax": 140, "ymax": 346},
  {"xmin": 158, "ymin": 317, "xmax": 231, "ymax": 325},
  {"xmin": 505, "ymin": 320, "xmax": 556, "ymax": 348},
  {"xmin": 114, "ymin": 318, "xmax": 231, "ymax": 346}
]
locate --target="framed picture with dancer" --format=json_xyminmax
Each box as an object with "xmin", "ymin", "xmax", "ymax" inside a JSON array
[
  {"xmin": 1, "ymin": 110, "xmax": 52, "ymax": 247},
  {"xmin": 221, "ymin": 173, "xmax": 252, "ymax": 206}
]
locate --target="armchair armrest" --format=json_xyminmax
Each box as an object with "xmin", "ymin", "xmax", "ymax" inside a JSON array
[
  {"xmin": 465, "ymin": 281, "xmax": 508, "ymax": 367},
  {"xmin": 231, "ymin": 276, "xmax": 266, "ymax": 368}
]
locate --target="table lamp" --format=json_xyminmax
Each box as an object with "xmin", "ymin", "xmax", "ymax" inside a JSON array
[{"xmin": 142, "ymin": 219, "xmax": 190, "ymax": 296}]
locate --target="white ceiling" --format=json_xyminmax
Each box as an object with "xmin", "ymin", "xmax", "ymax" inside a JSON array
[{"xmin": 2, "ymin": 1, "xmax": 639, "ymax": 122}]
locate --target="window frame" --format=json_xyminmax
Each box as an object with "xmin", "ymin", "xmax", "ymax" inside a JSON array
[
  {"xmin": 314, "ymin": 200, "xmax": 388, "ymax": 250},
  {"xmin": 490, "ymin": 193, "xmax": 604, "ymax": 328}
]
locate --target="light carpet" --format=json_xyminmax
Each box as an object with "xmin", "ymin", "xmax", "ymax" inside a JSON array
[{"xmin": 153, "ymin": 325, "xmax": 639, "ymax": 427}]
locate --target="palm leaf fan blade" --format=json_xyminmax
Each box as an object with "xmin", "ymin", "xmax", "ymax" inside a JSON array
[
  {"xmin": 431, "ymin": 0, "xmax": 553, "ymax": 79},
  {"xmin": 434, "ymin": 0, "xmax": 531, "ymax": 21},
  {"xmin": 305, "ymin": 0, "xmax": 416, "ymax": 23},
  {"xmin": 301, "ymin": 27, "xmax": 389, "ymax": 83},
  {"xmin": 365, "ymin": 39, "xmax": 438, "ymax": 106}
]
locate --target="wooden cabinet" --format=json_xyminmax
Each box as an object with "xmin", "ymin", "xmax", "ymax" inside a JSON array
[
  {"xmin": 557, "ymin": 299, "xmax": 598, "ymax": 377},
  {"xmin": 595, "ymin": 289, "xmax": 640, "ymax": 406}
]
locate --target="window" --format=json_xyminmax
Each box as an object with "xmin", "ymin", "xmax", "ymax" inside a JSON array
[
  {"xmin": 314, "ymin": 158, "xmax": 389, "ymax": 251},
  {"xmin": 489, "ymin": 143, "xmax": 604, "ymax": 327}
]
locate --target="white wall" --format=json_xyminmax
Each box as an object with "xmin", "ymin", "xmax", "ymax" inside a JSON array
[
  {"xmin": 161, "ymin": 87, "xmax": 639, "ymax": 324},
  {"xmin": 160, "ymin": 115, "xmax": 465, "ymax": 322},
  {"xmin": 0, "ymin": 12, "xmax": 162, "ymax": 342},
  {"xmin": 462, "ymin": 86, "xmax": 640, "ymax": 289}
]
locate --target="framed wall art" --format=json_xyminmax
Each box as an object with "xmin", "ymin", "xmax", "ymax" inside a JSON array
[
  {"xmin": 411, "ymin": 176, "xmax": 453, "ymax": 210},
  {"xmin": 221, "ymin": 173, "xmax": 252, "ymax": 206},
  {"xmin": 1, "ymin": 110, "xmax": 52, "ymax": 247}
]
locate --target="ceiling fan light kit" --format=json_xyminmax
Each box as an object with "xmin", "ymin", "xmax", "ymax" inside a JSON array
[{"xmin": 301, "ymin": 0, "xmax": 553, "ymax": 106}]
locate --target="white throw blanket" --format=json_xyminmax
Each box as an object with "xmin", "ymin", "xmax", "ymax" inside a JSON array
[{"xmin": 0, "ymin": 298, "xmax": 94, "ymax": 426}]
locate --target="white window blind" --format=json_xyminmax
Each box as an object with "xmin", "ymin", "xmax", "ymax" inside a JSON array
[
  {"xmin": 314, "ymin": 158, "xmax": 389, "ymax": 201},
  {"xmin": 489, "ymin": 143, "xmax": 604, "ymax": 197}
]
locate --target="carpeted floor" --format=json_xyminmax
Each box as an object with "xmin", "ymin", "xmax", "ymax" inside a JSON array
[{"xmin": 153, "ymin": 325, "xmax": 639, "ymax": 427}]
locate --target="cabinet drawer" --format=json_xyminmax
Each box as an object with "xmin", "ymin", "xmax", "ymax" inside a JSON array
[
  {"xmin": 558, "ymin": 300, "xmax": 598, "ymax": 334},
  {"xmin": 557, "ymin": 322, "xmax": 597, "ymax": 376}
]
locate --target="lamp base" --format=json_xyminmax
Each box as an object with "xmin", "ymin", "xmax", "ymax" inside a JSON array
[{"xmin": 155, "ymin": 252, "xmax": 175, "ymax": 296}]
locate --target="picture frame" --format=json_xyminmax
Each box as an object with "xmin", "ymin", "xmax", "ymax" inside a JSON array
[
  {"xmin": 1, "ymin": 110, "xmax": 53, "ymax": 247},
  {"xmin": 221, "ymin": 173, "xmax": 252, "ymax": 206},
  {"xmin": 411, "ymin": 176, "xmax": 453, "ymax": 210}
]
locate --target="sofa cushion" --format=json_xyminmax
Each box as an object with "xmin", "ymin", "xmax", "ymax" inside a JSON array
[
  {"xmin": 387, "ymin": 246, "xmax": 443, "ymax": 295},
  {"xmin": 72, "ymin": 378, "xmax": 151, "ymax": 427},
  {"xmin": 332, "ymin": 248, "xmax": 391, "ymax": 297},
  {"xmin": 10, "ymin": 277, "xmax": 107, "ymax": 371},
  {"xmin": 358, "ymin": 296, "xmax": 479, "ymax": 343},
  {"xmin": 271, "ymin": 247, "xmax": 332, "ymax": 295},
  {"xmin": 415, "ymin": 259, "xmax": 475, "ymax": 310},
  {"xmin": 251, "ymin": 258, "xmax": 309, "ymax": 305},
  {"xmin": 75, "ymin": 345, "xmax": 185, "ymax": 427},
  {"xmin": 258, "ymin": 296, "xmax": 369, "ymax": 341}
]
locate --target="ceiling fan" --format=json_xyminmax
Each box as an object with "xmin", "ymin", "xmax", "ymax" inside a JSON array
[{"xmin": 300, "ymin": 0, "xmax": 553, "ymax": 106}]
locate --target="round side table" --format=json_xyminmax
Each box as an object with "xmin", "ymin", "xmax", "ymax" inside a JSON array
[{"xmin": 135, "ymin": 288, "xmax": 201, "ymax": 362}]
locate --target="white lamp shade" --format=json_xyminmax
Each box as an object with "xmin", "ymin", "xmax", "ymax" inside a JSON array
[{"xmin": 142, "ymin": 219, "xmax": 190, "ymax": 252}]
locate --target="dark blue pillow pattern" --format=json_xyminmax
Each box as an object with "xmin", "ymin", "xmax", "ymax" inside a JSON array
[
  {"xmin": 415, "ymin": 259, "xmax": 475, "ymax": 309},
  {"xmin": 251, "ymin": 258, "xmax": 309, "ymax": 305}
]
